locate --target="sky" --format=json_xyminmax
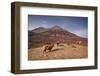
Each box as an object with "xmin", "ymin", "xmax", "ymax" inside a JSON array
[{"xmin": 28, "ymin": 15, "xmax": 88, "ymax": 38}]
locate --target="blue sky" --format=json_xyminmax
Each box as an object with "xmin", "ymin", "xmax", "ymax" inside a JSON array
[{"xmin": 28, "ymin": 15, "xmax": 88, "ymax": 38}]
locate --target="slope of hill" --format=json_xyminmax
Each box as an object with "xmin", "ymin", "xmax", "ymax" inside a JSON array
[
  {"xmin": 28, "ymin": 25, "xmax": 87, "ymax": 49},
  {"xmin": 32, "ymin": 27, "xmax": 49, "ymax": 33}
]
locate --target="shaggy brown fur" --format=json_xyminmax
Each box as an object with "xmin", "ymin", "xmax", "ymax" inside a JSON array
[{"xmin": 43, "ymin": 44, "xmax": 54, "ymax": 53}]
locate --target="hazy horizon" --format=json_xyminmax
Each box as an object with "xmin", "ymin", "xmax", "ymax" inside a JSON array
[{"xmin": 28, "ymin": 15, "xmax": 88, "ymax": 38}]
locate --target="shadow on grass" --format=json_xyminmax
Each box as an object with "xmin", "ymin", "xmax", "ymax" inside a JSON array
[{"xmin": 51, "ymin": 48, "xmax": 64, "ymax": 52}]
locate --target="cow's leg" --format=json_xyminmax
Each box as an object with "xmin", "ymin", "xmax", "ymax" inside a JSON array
[{"xmin": 43, "ymin": 47, "xmax": 47, "ymax": 54}]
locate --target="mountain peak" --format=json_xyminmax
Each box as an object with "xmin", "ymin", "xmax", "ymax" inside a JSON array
[{"xmin": 51, "ymin": 25, "xmax": 63, "ymax": 30}]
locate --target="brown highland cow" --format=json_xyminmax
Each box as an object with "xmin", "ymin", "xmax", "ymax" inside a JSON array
[{"xmin": 43, "ymin": 43, "xmax": 54, "ymax": 53}]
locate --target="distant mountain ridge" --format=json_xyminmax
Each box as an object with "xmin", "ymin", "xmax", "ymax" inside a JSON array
[
  {"xmin": 28, "ymin": 25, "xmax": 87, "ymax": 48},
  {"xmin": 32, "ymin": 27, "xmax": 49, "ymax": 33}
]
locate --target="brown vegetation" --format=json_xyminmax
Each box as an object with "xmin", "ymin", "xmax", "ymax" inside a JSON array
[{"xmin": 28, "ymin": 43, "xmax": 88, "ymax": 60}]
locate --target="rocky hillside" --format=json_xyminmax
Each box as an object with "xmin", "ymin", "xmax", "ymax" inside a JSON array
[{"xmin": 28, "ymin": 25, "xmax": 87, "ymax": 49}]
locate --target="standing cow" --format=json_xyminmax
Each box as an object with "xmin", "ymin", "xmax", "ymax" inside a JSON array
[
  {"xmin": 56, "ymin": 41, "xmax": 60, "ymax": 46},
  {"xmin": 43, "ymin": 43, "xmax": 54, "ymax": 53}
]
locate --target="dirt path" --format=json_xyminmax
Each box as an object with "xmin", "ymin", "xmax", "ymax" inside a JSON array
[{"xmin": 28, "ymin": 44, "xmax": 88, "ymax": 60}]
